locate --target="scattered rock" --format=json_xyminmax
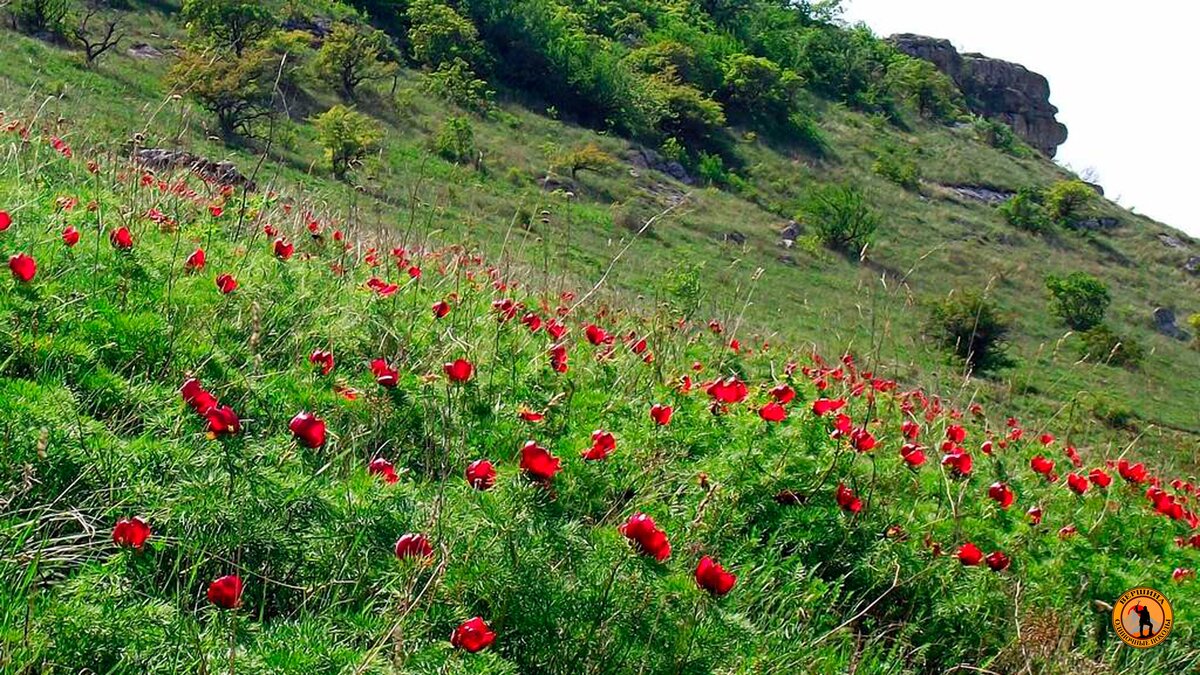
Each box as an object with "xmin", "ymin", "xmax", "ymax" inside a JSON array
[
  {"xmin": 1157, "ymin": 233, "xmax": 1186, "ymax": 250},
  {"xmin": 942, "ymin": 184, "xmax": 1014, "ymax": 205},
  {"xmin": 723, "ymin": 231, "xmax": 746, "ymax": 245},
  {"xmin": 890, "ymin": 34, "xmax": 1068, "ymax": 157},
  {"xmin": 1184, "ymin": 256, "xmax": 1200, "ymax": 275},
  {"xmin": 1152, "ymin": 307, "xmax": 1191, "ymax": 341},
  {"xmin": 624, "ymin": 147, "xmax": 694, "ymax": 185},
  {"xmin": 1067, "ymin": 217, "xmax": 1121, "ymax": 233},
  {"xmin": 779, "ymin": 220, "xmax": 801, "ymax": 248},
  {"xmin": 133, "ymin": 149, "xmax": 255, "ymax": 190},
  {"xmin": 1083, "ymin": 181, "xmax": 1105, "ymax": 197},
  {"xmin": 127, "ymin": 43, "xmax": 164, "ymax": 59}
]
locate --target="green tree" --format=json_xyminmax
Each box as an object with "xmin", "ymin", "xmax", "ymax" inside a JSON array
[
  {"xmin": 407, "ymin": 0, "xmax": 486, "ymax": 70},
  {"xmin": 169, "ymin": 47, "xmax": 280, "ymax": 138},
  {"xmin": 313, "ymin": 105, "xmax": 381, "ymax": 179},
  {"xmin": 315, "ymin": 22, "xmax": 398, "ymax": 100},
  {"xmin": 181, "ymin": 0, "xmax": 278, "ymax": 57},
  {"xmin": 927, "ymin": 291, "xmax": 1013, "ymax": 374},
  {"xmin": 434, "ymin": 115, "xmax": 477, "ymax": 164},
  {"xmin": 555, "ymin": 143, "xmax": 617, "ymax": 180},
  {"xmin": 1078, "ymin": 325, "xmax": 1144, "ymax": 369},
  {"xmin": 10, "ymin": 0, "xmax": 70, "ymax": 35},
  {"xmin": 424, "ymin": 57, "xmax": 495, "ymax": 111},
  {"xmin": 1044, "ymin": 179, "xmax": 1096, "ymax": 226},
  {"xmin": 798, "ymin": 184, "xmax": 878, "ymax": 256},
  {"xmin": 999, "ymin": 187, "xmax": 1050, "ymax": 233},
  {"xmin": 720, "ymin": 54, "xmax": 804, "ymax": 132},
  {"xmin": 1045, "ymin": 272, "xmax": 1110, "ymax": 331},
  {"xmin": 884, "ymin": 55, "xmax": 961, "ymax": 121}
]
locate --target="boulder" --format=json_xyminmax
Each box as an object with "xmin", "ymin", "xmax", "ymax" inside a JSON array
[
  {"xmin": 624, "ymin": 147, "xmax": 694, "ymax": 185},
  {"xmin": 723, "ymin": 231, "xmax": 747, "ymax": 245},
  {"xmin": 889, "ymin": 34, "xmax": 1068, "ymax": 157},
  {"xmin": 1184, "ymin": 256, "xmax": 1200, "ymax": 275},
  {"xmin": 1152, "ymin": 307, "xmax": 1191, "ymax": 341},
  {"xmin": 943, "ymin": 184, "xmax": 1014, "ymax": 205},
  {"xmin": 134, "ymin": 149, "xmax": 255, "ymax": 190},
  {"xmin": 127, "ymin": 43, "xmax": 164, "ymax": 59},
  {"xmin": 1157, "ymin": 233, "xmax": 1186, "ymax": 250},
  {"xmin": 779, "ymin": 220, "xmax": 801, "ymax": 248}
]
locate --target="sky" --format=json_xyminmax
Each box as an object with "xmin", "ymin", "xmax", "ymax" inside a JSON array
[{"xmin": 842, "ymin": 0, "xmax": 1199, "ymax": 236}]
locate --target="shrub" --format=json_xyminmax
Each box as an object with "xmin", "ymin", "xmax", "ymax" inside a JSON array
[
  {"xmin": 1044, "ymin": 179, "xmax": 1095, "ymax": 225},
  {"xmin": 315, "ymin": 22, "xmax": 398, "ymax": 100},
  {"xmin": 1045, "ymin": 272, "xmax": 1110, "ymax": 331},
  {"xmin": 696, "ymin": 152, "xmax": 727, "ymax": 186},
  {"xmin": 883, "ymin": 56, "xmax": 961, "ymax": 121},
  {"xmin": 871, "ymin": 143, "xmax": 920, "ymax": 190},
  {"xmin": 169, "ymin": 47, "xmax": 281, "ymax": 139},
  {"xmin": 798, "ymin": 184, "xmax": 878, "ymax": 256},
  {"xmin": 423, "ymin": 58, "xmax": 495, "ymax": 112},
  {"xmin": 642, "ymin": 76, "xmax": 726, "ymax": 149},
  {"xmin": 434, "ymin": 115, "xmax": 476, "ymax": 164},
  {"xmin": 973, "ymin": 117, "xmax": 1023, "ymax": 154},
  {"xmin": 313, "ymin": 105, "xmax": 381, "ymax": 179},
  {"xmin": 927, "ymin": 291, "xmax": 1013, "ymax": 374},
  {"xmin": 1077, "ymin": 324, "xmax": 1144, "ymax": 369},
  {"xmin": 1088, "ymin": 394, "xmax": 1137, "ymax": 430},
  {"xmin": 999, "ymin": 187, "xmax": 1050, "ymax": 233},
  {"xmin": 1189, "ymin": 314, "xmax": 1200, "ymax": 350},
  {"xmin": 181, "ymin": 0, "xmax": 277, "ymax": 56},
  {"xmin": 720, "ymin": 54, "xmax": 804, "ymax": 132},
  {"xmin": 406, "ymin": 0, "xmax": 486, "ymax": 71},
  {"xmin": 11, "ymin": 0, "xmax": 70, "ymax": 36},
  {"xmin": 556, "ymin": 143, "xmax": 618, "ymax": 180}
]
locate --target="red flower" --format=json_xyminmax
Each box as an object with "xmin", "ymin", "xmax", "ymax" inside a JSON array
[
  {"xmin": 988, "ymin": 482, "xmax": 1015, "ymax": 509},
  {"xmin": 451, "ymin": 617, "xmax": 496, "ymax": 653},
  {"xmin": 585, "ymin": 323, "xmax": 612, "ymax": 345},
  {"xmin": 309, "ymin": 349, "xmax": 334, "ymax": 376},
  {"xmin": 371, "ymin": 359, "xmax": 399, "ymax": 388},
  {"xmin": 1058, "ymin": 524, "xmax": 1077, "ymax": 539},
  {"xmin": 980, "ymin": 440, "xmax": 994, "ymax": 455},
  {"xmin": 432, "ymin": 300, "xmax": 451, "ymax": 318},
  {"xmin": 369, "ymin": 457, "xmax": 399, "ymax": 484},
  {"xmin": 941, "ymin": 449, "xmax": 972, "ymax": 477},
  {"xmin": 0, "ymin": 210, "xmax": 10, "ymax": 230},
  {"xmin": 546, "ymin": 319, "xmax": 566, "ymax": 340},
  {"xmin": 901, "ymin": 419, "xmax": 920, "ymax": 440},
  {"xmin": 1118, "ymin": 459, "xmax": 1148, "ymax": 483},
  {"xmin": 1027, "ymin": 505, "xmax": 1043, "ymax": 525},
  {"xmin": 812, "ymin": 398, "xmax": 846, "ymax": 416},
  {"xmin": 112, "ymin": 516, "xmax": 151, "ymax": 549},
  {"xmin": 1174, "ymin": 568, "xmax": 1195, "ymax": 583},
  {"xmin": 1088, "ymin": 468, "xmax": 1112, "ymax": 489},
  {"xmin": 1039, "ymin": 433, "xmax": 1055, "ymax": 446},
  {"xmin": 946, "ymin": 425, "xmax": 966, "ymax": 444},
  {"xmin": 62, "ymin": 225, "xmax": 80, "ymax": 247},
  {"xmin": 180, "ymin": 377, "xmax": 217, "ymax": 415},
  {"xmin": 620, "ymin": 513, "xmax": 671, "ymax": 561},
  {"xmin": 289, "ymin": 411, "xmax": 326, "ymax": 448},
  {"xmin": 583, "ymin": 430, "xmax": 616, "ymax": 460},
  {"xmin": 273, "ymin": 237, "xmax": 294, "ymax": 260},
  {"xmin": 443, "ymin": 358, "xmax": 474, "ymax": 383},
  {"xmin": 1066, "ymin": 472, "xmax": 1089, "ymax": 496},
  {"xmin": 759, "ymin": 402, "xmax": 788, "ymax": 423},
  {"xmin": 518, "ymin": 407, "xmax": 545, "ymax": 423},
  {"xmin": 185, "ymin": 248, "xmax": 205, "ymax": 272},
  {"xmin": 1030, "ymin": 455, "xmax": 1055, "ymax": 476},
  {"xmin": 900, "ymin": 443, "xmax": 926, "ymax": 467},
  {"xmin": 835, "ymin": 483, "xmax": 863, "ymax": 514},
  {"xmin": 466, "ymin": 459, "xmax": 497, "ymax": 490},
  {"xmin": 650, "ymin": 404, "xmax": 673, "ymax": 426},
  {"xmin": 850, "ymin": 428, "xmax": 876, "ymax": 452},
  {"xmin": 707, "ymin": 377, "xmax": 748, "ymax": 404},
  {"xmin": 394, "ymin": 533, "xmax": 433, "ymax": 560},
  {"xmin": 207, "ymin": 574, "xmax": 243, "ymax": 610},
  {"xmin": 549, "ymin": 343, "xmax": 569, "ymax": 373},
  {"xmin": 205, "ymin": 405, "xmax": 241, "ymax": 436},
  {"xmin": 695, "ymin": 555, "xmax": 736, "ymax": 596},
  {"xmin": 520, "ymin": 440, "xmax": 561, "ymax": 481},
  {"xmin": 985, "ymin": 550, "xmax": 1010, "ymax": 572},
  {"xmin": 215, "ymin": 273, "xmax": 237, "ymax": 294},
  {"xmin": 769, "ymin": 384, "xmax": 795, "ymax": 404},
  {"xmin": 8, "ymin": 253, "xmax": 35, "ymax": 282},
  {"xmin": 957, "ymin": 542, "xmax": 983, "ymax": 566},
  {"xmin": 110, "ymin": 226, "xmax": 133, "ymax": 250}
]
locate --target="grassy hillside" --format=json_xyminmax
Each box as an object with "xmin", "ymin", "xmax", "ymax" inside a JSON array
[{"xmin": 1, "ymin": 0, "xmax": 1199, "ymax": 672}]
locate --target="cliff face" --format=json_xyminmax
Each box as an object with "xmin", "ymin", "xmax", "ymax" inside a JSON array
[{"xmin": 889, "ymin": 34, "xmax": 1068, "ymax": 157}]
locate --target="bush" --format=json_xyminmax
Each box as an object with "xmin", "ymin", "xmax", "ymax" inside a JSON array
[
  {"xmin": 434, "ymin": 115, "xmax": 476, "ymax": 164},
  {"xmin": 720, "ymin": 54, "xmax": 804, "ymax": 132},
  {"xmin": 973, "ymin": 117, "xmax": 1024, "ymax": 155},
  {"xmin": 798, "ymin": 184, "xmax": 878, "ymax": 256},
  {"xmin": 1077, "ymin": 324, "xmax": 1144, "ymax": 369},
  {"xmin": 1088, "ymin": 394, "xmax": 1137, "ymax": 430},
  {"xmin": 423, "ymin": 57, "xmax": 495, "ymax": 112},
  {"xmin": 1189, "ymin": 314, "xmax": 1200, "ymax": 350},
  {"xmin": 406, "ymin": 0, "xmax": 487, "ymax": 71},
  {"xmin": 871, "ymin": 143, "xmax": 920, "ymax": 190},
  {"xmin": 556, "ymin": 143, "xmax": 618, "ymax": 180},
  {"xmin": 313, "ymin": 105, "xmax": 381, "ymax": 179},
  {"xmin": 11, "ymin": 0, "xmax": 70, "ymax": 35},
  {"xmin": 315, "ymin": 22, "xmax": 398, "ymax": 99},
  {"xmin": 696, "ymin": 152, "xmax": 727, "ymax": 186},
  {"xmin": 998, "ymin": 187, "xmax": 1050, "ymax": 233},
  {"xmin": 169, "ymin": 47, "xmax": 282, "ymax": 139},
  {"xmin": 1045, "ymin": 272, "xmax": 1110, "ymax": 330},
  {"xmin": 1044, "ymin": 179, "xmax": 1096, "ymax": 225},
  {"xmin": 181, "ymin": 0, "xmax": 277, "ymax": 56},
  {"xmin": 883, "ymin": 56, "xmax": 961, "ymax": 121},
  {"xmin": 927, "ymin": 291, "xmax": 1013, "ymax": 374}
]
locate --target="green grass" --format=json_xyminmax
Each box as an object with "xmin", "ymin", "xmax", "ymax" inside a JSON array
[{"xmin": 1, "ymin": 5, "xmax": 1199, "ymax": 672}]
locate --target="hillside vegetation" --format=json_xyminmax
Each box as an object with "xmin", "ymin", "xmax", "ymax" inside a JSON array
[{"xmin": 1, "ymin": 0, "xmax": 1199, "ymax": 672}]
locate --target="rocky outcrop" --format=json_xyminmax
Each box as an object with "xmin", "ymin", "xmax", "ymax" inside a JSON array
[
  {"xmin": 134, "ymin": 149, "xmax": 255, "ymax": 190},
  {"xmin": 1153, "ymin": 307, "xmax": 1191, "ymax": 342},
  {"xmin": 889, "ymin": 34, "xmax": 1068, "ymax": 157}
]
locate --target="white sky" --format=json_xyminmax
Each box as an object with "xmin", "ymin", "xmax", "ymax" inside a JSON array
[{"xmin": 842, "ymin": 0, "xmax": 1199, "ymax": 236}]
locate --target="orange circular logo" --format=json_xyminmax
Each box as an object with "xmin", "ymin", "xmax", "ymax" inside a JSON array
[{"xmin": 1112, "ymin": 587, "xmax": 1173, "ymax": 648}]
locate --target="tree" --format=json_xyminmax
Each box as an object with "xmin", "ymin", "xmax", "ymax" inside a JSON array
[
  {"xmin": 927, "ymin": 291, "xmax": 1013, "ymax": 374},
  {"xmin": 721, "ymin": 54, "xmax": 805, "ymax": 132},
  {"xmin": 10, "ymin": 0, "xmax": 70, "ymax": 35},
  {"xmin": 407, "ymin": 0, "xmax": 486, "ymax": 70},
  {"xmin": 434, "ymin": 115, "xmax": 476, "ymax": 164},
  {"xmin": 73, "ymin": 3, "xmax": 124, "ymax": 68},
  {"xmin": 315, "ymin": 22, "xmax": 398, "ymax": 100},
  {"xmin": 555, "ymin": 143, "xmax": 617, "ymax": 180},
  {"xmin": 181, "ymin": 0, "xmax": 278, "ymax": 57},
  {"xmin": 1044, "ymin": 179, "xmax": 1096, "ymax": 226},
  {"xmin": 169, "ymin": 47, "xmax": 281, "ymax": 138},
  {"xmin": 313, "ymin": 105, "xmax": 381, "ymax": 179},
  {"xmin": 1045, "ymin": 272, "xmax": 1110, "ymax": 331},
  {"xmin": 884, "ymin": 56, "xmax": 961, "ymax": 121},
  {"xmin": 798, "ymin": 184, "xmax": 878, "ymax": 256}
]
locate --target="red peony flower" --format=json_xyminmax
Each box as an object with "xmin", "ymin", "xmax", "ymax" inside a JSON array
[
  {"xmin": 207, "ymin": 574, "xmax": 243, "ymax": 610},
  {"xmin": 112, "ymin": 516, "xmax": 151, "ymax": 549},
  {"xmin": 273, "ymin": 237, "xmax": 294, "ymax": 260},
  {"xmin": 695, "ymin": 555, "xmax": 736, "ymax": 596},
  {"xmin": 850, "ymin": 428, "xmax": 876, "ymax": 452},
  {"xmin": 205, "ymin": 405, "xmax": 241, "ymax": 436},
  {"xmin": 110, "ymin": 226, "xmax": 133, "ymax": 250},
  {"xmin": 585, "ymin": 323, "xmax": 612, "ymax": 346},
  {"xmin": 946, "ymin": 425, "xmax": 966, "ymax": 444},
  {"xmin": 835, "ymin": 483, "xmax": 863, "ymax": 514},
  {"xmin": 941, "ymin": 449, "xmax": 972, "ymax": 477},
  {"xmin": 432, "ymin": 300, "xmax": 451, "ymax": 318},
  {"xmin": 650, "ymin": 404, "xmax": 673, "ymax": 426},
  {"xmin": 769, "ymin": 384, "xmax": 795, "ymax": 404},
  {"xmin": 1030, "ymin": 455, "xmax": 1055, "ymax": 477},
  {"xmin": 371, "ymin": 359, "xmax": 399, "ymax": 388},
  {"xmin": 985, "ymin": 550, "xmax": 1010, "ymax": 571},
  {"xmin": 451, "ymin": 616, "xmax": 496, "ymax": 653},
  {"xmin": 759, "ymin": 402, "xmax": 788, "ymax": 423},
  {"xmin": 1088, "ymin": 468, "xmax": 1112, "ymax": 489},
  {"xmin": 0, "ymin": 210, "xmax": 10, "ymax": 230},
  {"xmin": 1118, "ymin": 459, "xmax": 1148, "ymax": 483},
  {"xmin": 520, "ymin": 440, "xmax": 561, "ymax": 481},
  {"xmin": 812, "ymin": 398, "xmax": 846, "ymax": 416},
  {"xmin": 62, "ymin": 225, "xmax": 80, "ymax": 247},
  {"xmin": 900, "ymin": 443, "xmax": 927, "ymax": 467},
  {"xmin": 583, "ymin": 430, "xmax": 616, "ymax": 460},
  {"xmin": 957, "ymin": 542, "xmax": 983, "ymax": 566},
  {"xmin": 394, "ymin": 533, "xmax": 433, "ymax": 560},
  {"xmin": 180, "ymin": 377, "xmax": 217, "ymax": 415},
  {"xmin": 215, "ymin": 273, "xmax": 237, "ymax": 294},
  {"xmin": 8, "ymin": 253, "xmax": 35, "ymax": 282},
  {"xmin": 309, "ymin": 349, "xmax": 334, "ymax": 376},
  {"xmin": 185, "ymin": 248, "xmax": 205, "ymax": 272},
  {"xmin": 548, "ymin": 343, "xmax": 569, "ymax": 373},
  {"xmin": 902, "ymin": 419, "xmax": 920, "ymax": 440},
  {"xmin": 289, "ymin": 411, "xmax": 326, "ymax": 448},
  {"xmin": 1066, "ymin": 472, "xmax": 1089, "ymax": 495},
  {"xmin": 707, "ymin": 377, "xmax": 748, "ymax": 404},
  {"xmin": 1027, "ymin": 505, "xmax": 1043, "ymax": 525},
  {"xmin": 1039, "ymin": 433, "xmax": 1055, "ymax": 446},
  {"xmin": 369, "ymin": 457, "xmax": 399, "ymax": 484},
  {"xmin": 620, "ymin": 513, "xmax": 671, "ymax": 561},
  {"xmin": 988, "ymin": 482, "xmax": 1015, "ymax": 509},
  {"xmin": 1173, "ymin": 568, "xmax": 1195, "ymax": 582},
  {"xmin": 466, "ymin": 459, "xmax": 497, "ymax": 490},
  {"xmin": 444, "ymin": 358, "xmax": 474, "ymax": 383},
  {"xmin": 1058, "ymin": 524, "xmax": 1077, "ymax": 539}
]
